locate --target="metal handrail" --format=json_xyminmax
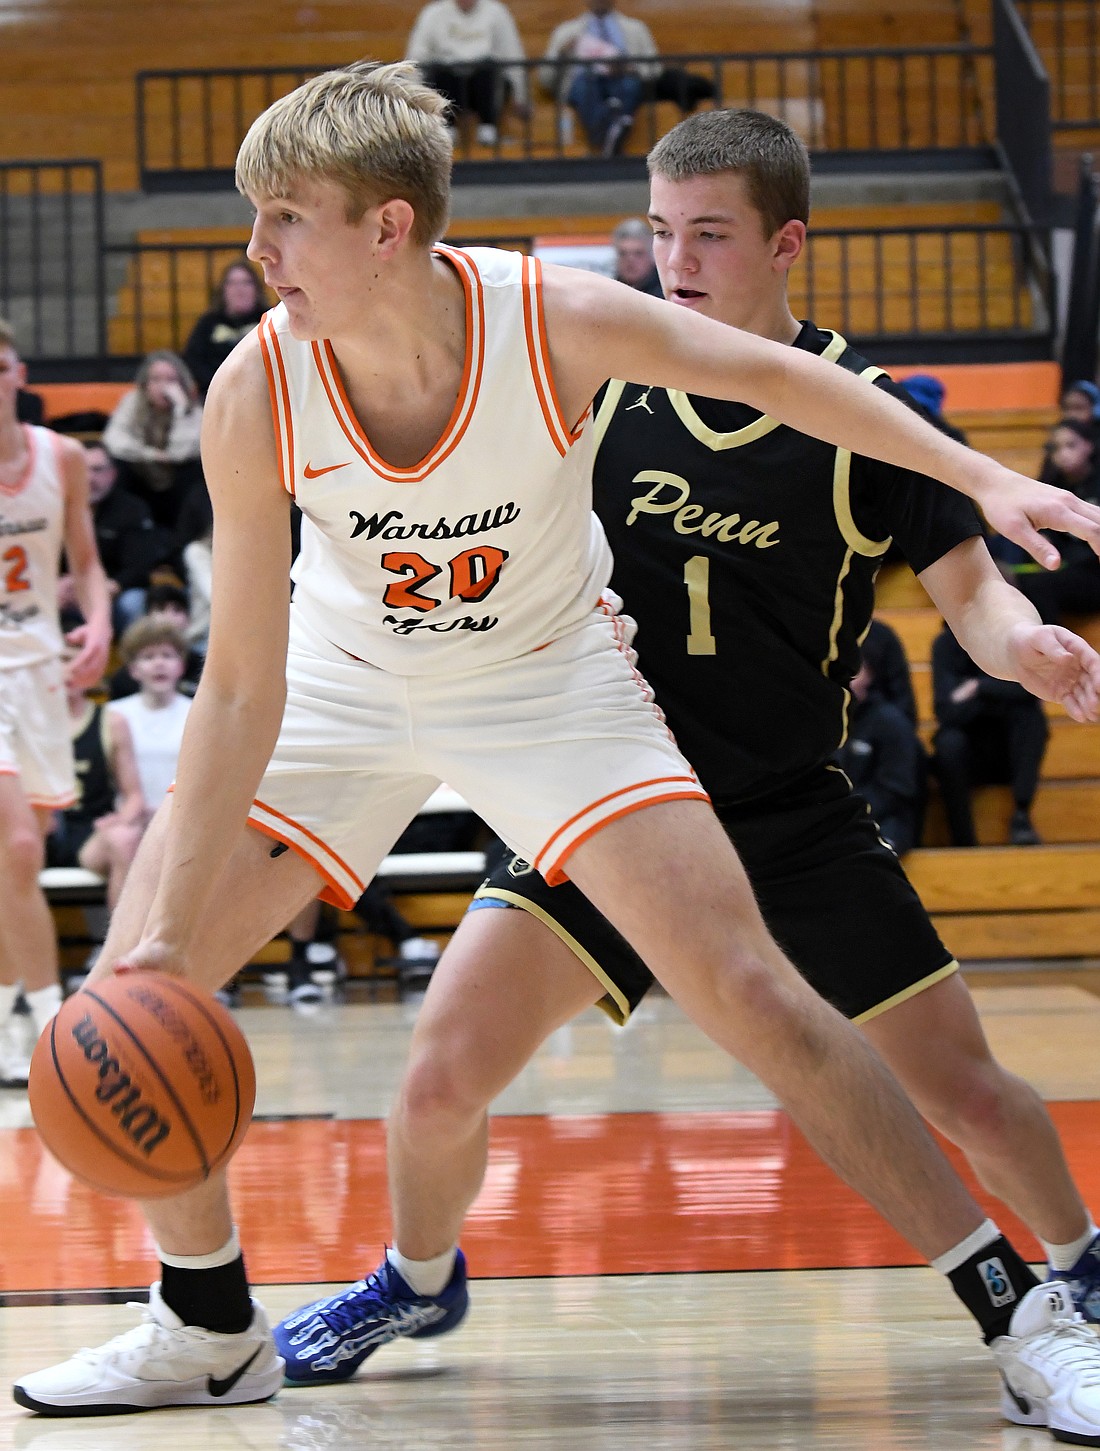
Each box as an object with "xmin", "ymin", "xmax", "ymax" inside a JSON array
[{"xmin": 135, "ymin": 44, "xmax": 995, "ymax": 185}]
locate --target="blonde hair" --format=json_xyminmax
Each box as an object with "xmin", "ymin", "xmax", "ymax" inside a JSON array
[
  {"xmin": 0, "ymin": 318, "xmax": 18, "ymax": 353},
  {"xmin": 235, "ymin": 61, "xmax": 453, "ymax": 247},
  {"xmin": 119, "ymin": 617, "xmax": 188, "ymax": 667}
]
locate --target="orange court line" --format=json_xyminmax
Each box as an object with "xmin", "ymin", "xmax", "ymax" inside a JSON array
[{"xmin": 5, "ymin": 1102, "xmax": 1100, "ymax": 1293}]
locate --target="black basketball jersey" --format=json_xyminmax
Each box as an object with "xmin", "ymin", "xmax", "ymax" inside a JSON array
[
  {"xmin": 594, "ymin": 323, "xmax": 981, "ymax": 803},
  {"xmin": 67, "ymin": 703, "xmax": 114, "ymax": 825}
]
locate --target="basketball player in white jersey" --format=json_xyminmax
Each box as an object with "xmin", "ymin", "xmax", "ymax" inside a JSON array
[
  {"xmin": 0, "ymin": 319, "xmax": 111, "ymax": 1084},
  {"xmin": 17, "ymin": 65, "xmax": 1100, "ymax": 1433}
]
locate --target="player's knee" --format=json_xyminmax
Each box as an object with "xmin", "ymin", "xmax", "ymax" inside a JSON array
[
  {"xmin": 398, "ymin": 1040, "xmax": 494, "ymax": 1129},
  {"xmin": 927, "ymin": 1059, "xmax": 1012, "ymax": 1144},
  {"xmin": 2, "ymin": 822, "xmax": 45, "ymax": 890}
]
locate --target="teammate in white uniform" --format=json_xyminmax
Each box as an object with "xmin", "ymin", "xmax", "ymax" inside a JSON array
[
  {"xmin": 0, "ymin": 319, "xmax": 111, "ymax": 1083},
  {"xmin": 17, "ymin": 64, "xmax": 1100, "ymax": 1424}
]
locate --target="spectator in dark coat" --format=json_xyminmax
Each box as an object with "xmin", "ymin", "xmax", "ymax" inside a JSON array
[
  {"xmin": 930, "ymin": 623, "xmax": 1049, "ymax": 847},
  {"xmin": 182, "ymin": 261, "xmax": 268, "ymax": 397},
  {"xmin": 862, "ymin": 616, "xmax": 918, "ymax": 725},
  {"xmin": 57, "ymin": 443, "xmax": 172, "ymax": 635},
  {"xmin": 837, "ymin": 654, "xmax": 925, "ymax": 855},
  {"xmin": 612, "ymin": 218, "xmax": 662, "ymax": 297}
]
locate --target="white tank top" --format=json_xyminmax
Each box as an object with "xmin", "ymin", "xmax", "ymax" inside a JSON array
[
  {"xmin": 258, "ymin": 245, "xmax": 613, "ymax": 675},
  {"xmin": 107, "ymin": 692, "xmax": 191, "ymax": 808},
  {"xmin": 0, "ymin": 425, "xmax": 66, "ymax": 670}
]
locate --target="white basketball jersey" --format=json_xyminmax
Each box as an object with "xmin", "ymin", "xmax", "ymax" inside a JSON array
[
  {"xmin": 107, "ymin": 691, "xmax": 191, "ymax": 808},
  {"xmin": 0, "ymin": 425, "xmax": 65, "ymax": 670},
  {"xmin": 258, "ymin": 245, "xmax": 613, "ymax": 674}
]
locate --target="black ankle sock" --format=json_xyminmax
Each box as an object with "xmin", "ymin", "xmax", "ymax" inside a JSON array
[
  {"xmin": 947, "ymin": 1236, "xmax": 1039, "ymax": 1343},
  {"xmin": 289, "ymin": 938, "xmax": 309, "ymax": 963},
  {"xmin": 160, "ymin": 1254, "xmax": 253, "ymax": 1334}
]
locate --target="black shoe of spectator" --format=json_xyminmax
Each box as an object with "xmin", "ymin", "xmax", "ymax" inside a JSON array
[{"xmin": 1009, "ymin": 808, "xmax": 1041, "ymax": 846}]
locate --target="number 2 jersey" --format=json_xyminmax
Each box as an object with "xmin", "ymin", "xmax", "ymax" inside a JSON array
[
  {"xmin": 0, "ymin": 424, "xmax": 65, "ymax": 670},
  {"xmin": 594, "ymin": 323, "xmax": 982, "ymax": 804},
  {"xmin": 258, "ymin": 244, "xmax": 613, "ymax": 674}
]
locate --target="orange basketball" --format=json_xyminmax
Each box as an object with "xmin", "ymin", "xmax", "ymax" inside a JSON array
[{"xmin": 28, "ymin": 972, "xmax": 256, "ymax": 1200}]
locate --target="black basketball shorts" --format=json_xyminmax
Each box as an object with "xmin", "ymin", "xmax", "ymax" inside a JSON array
[{"xmin": 471, "ymin": 764, "xmax": 957, "ymax": 1025}]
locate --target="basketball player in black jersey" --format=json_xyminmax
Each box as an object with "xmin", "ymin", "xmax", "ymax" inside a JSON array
[{"xmin": 275, "ymin": 110, "xmax": 1100, "ymax": 1438}]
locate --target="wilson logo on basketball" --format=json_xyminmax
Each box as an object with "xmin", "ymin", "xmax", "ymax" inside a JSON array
[{"xmin": 70, "ymin": 1014, "xmax": 172, "ymax": 1157}]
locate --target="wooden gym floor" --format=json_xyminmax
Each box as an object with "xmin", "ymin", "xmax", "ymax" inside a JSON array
[{"xmin": 1, "ymin": 966, "xmax": 1099, "ymax": 1449}]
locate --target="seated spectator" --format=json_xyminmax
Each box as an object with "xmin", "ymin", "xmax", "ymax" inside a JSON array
[
  {"xmin": 407, "ymin": 0, "xmax": 529, "ymax": 148},
  {"xmin": 102, "ymin": 350, "xmax": 205, "ymax": 535},
  {"xmin": 1060, "ymin": 379, "xmax": 1100, "ymax": 428},
  {"xmin": 997, "ymin": 419, "xmax": 1100, "ymax": 625},
  {"xmin": 897, "ymin": 373, "xmax": 969, "ymax": 446},
  {"xmin": 58, "ymin": 442, "xmax": 173, "ymax": 636},
  {"xmin": 109, "ymin": 583, "xmax": 204, "ymax": 699},
  {"xmin": 861, "ymin": 616, "xmax": 918, "ymax": 725},
  {"xmin": 930, "ymin": 623, "xmax": 1048, "ymax": 847},
  {"xmin": 105, "ymin": 619, "xmax": 192, "ymax": 834},
  {"xmin": 47, "ymin": 678, "xmax": 145, "ymax": 915},
  {"xmin": 183, "ymin": 261, "xmax": 268, "ymax": 397},
  {"xmin": 541, "ymin": 2, "xmax": 659, "ymax": 156},
  {"xmin": 837, "ymin": 653, "xmax": 925, "ymax": 855},
  {"xmin": 612, "ymin": 218, "xmax": 662, "ymax": 297}
]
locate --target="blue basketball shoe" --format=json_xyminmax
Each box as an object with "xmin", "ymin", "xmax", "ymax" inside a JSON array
[
  {"xmin": 1052, "ymin": 1232, "xmax": 1100, "ymax": 1324},
  {"xmin": 274, "ymin": 1251, "xmax": 468, "ymax": 1384}
]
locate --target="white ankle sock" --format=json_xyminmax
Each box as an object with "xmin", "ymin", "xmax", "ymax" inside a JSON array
[
  {"xmin": 1043, "ymin": 1220, "xmax": 1099, "ymax": 1273},
  {"xmin": 387, "ymin": 1245, "xmax": 456, "ymax": 1297},
  {"xmin": 931, "ymin": 1218, "xmax": 1002, "ymax": 1275},
  {"xmin": 25, "ymin": 983, "xmax": 62, "ymax": 1037},
  {"xmin": 156, "ymin": 1227, "xmax": 241, "ymax": 1270}
]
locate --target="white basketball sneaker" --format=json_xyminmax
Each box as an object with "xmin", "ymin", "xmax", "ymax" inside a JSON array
[
  {"xmin": 13, "ymin": 1283, "xmax": 284, "ymax": 1415},
  {"xmin": 992, "ymin": 1280, "xmax": 1100, "ymax": 1444}
]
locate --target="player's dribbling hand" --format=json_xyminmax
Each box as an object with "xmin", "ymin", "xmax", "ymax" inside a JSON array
[
  {"xmin": 112, "ymin": 938, "xmax": 186, "ymax": 980},
  {"xmin": 977, "ymin": 471, "xmax": 1100, "ymax": 571},
  {"xmin": 1006, "ymin": 621, "xmax": 1100, "ymax": 722}
]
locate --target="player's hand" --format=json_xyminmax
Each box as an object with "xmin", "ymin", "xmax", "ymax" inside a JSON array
[
  {"xmin": 1005, "ymin": 621, "xmax": 1100, "ymax": 722},
  {"xmin": 113, "ymin": 938, "xmax": 185, "ymax": 979},
  {"xmin": 63, "ymin": 619, "xmax": 111, "ymax": 689},
  {"xmin": 977, "ymin": 470, "xmax": 1100, "ymax": 571}
]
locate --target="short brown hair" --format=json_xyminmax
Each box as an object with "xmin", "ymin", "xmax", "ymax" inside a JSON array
[
  {"xmin": 119, "ymin": 617, "xmax": 188, "ymax": 666},
  {"xmin": 235, "ymin": 61, "xmax": 452, "ymax": 248},
  {"xmin": 648, "ymin": 110, "xmax": 810, "ymax": 238}
]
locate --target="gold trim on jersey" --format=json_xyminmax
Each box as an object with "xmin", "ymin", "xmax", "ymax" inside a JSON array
[
  {"xmin": 853, "ymin": 960, "xmax": 960, "ymax": 1025},
  {"xmin": 473, "ymin": 885, "xmax": 631, "ymax": 1024},
  {"xmin": 666, "ymin": 389, "xmax": 780, "ymax": 450},
  {"xmin": 595, "ymin": 380, "xmax": 629, "ymax": 458}
]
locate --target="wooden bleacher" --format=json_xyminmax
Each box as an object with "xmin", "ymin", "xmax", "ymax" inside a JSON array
[
  {"xmin": 875, "ymin": 554, "xmax": 1100, "ymax": 961},
  {"xmin": 0, "ymin": 0, "xmax": 980, "ymax": 190}
]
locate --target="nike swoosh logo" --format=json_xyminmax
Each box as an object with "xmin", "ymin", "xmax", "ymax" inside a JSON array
[
  {"xmin": 207, "ymin": 1347, "xmax": 262, "ymax": 1397},
  {"xmin": 303, "ymin": 461, "xmax": 350, "ymax": 479}
]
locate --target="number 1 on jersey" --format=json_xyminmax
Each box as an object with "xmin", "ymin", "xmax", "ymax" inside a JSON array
[{"xmin": 684, "ymin": 555, "xmax": 716, "ymax": 655}]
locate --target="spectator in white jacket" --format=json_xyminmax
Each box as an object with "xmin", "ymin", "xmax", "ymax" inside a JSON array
[
  {"xmin": 541, "ymin": 1, "xmax": 659, "ymax": 155},
  {"xmin": 407, "ymin": 0, "xmax": 529, "ymax": 146}
]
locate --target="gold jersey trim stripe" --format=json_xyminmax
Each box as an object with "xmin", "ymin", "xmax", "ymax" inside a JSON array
[
  {"xmin": 473, "ymin": 885, "xmax": 631, "ymax": 1024},
  {"xmin": 853, "ymin": 960, "xmax": 960, "ymax": 1026},
  {"xmin": 595, "ymin": 380, "xmax": 629, "ymax": 458}
]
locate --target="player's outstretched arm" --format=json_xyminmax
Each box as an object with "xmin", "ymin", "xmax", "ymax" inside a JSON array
[
  {"xmin": 59, "ymin": 437, "xmax": 112, "ymax": 688},
  {"xmin": 128, "ymin": 337, "xmax": 293, "ymax": 972},
  {"xmin": 540, "ymin": 266, "xmax": 1100, "ymax": 571},
  {"xmin": 921, "ymin": 535, "xmax": 1100, "ymax": 722}
]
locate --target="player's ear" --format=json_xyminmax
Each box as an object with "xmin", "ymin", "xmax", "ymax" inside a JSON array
[
  {"xmin": 773, "ymin": 219, "xmax": 806, "ymax": 273},
  {"xmin": 374, "ymin": 198, "xmax": 417, "ymax": 258}
]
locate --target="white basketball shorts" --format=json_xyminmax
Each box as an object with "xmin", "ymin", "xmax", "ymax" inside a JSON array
[
  {"xmin": 0, "ymin": 656, "xmax": 76, "ymax": 809},
  {"xmin": 248, "ymin": 598, "xmax": 709, "ymax": 908}
]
